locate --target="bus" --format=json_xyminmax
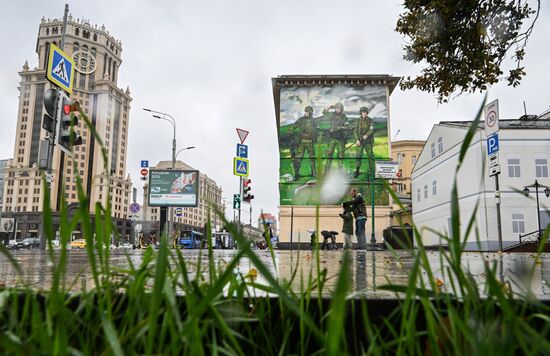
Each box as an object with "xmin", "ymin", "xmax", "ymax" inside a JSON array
[{"xmin": 175, "ymin": 230, "xmax": 204, "ymax": 249}]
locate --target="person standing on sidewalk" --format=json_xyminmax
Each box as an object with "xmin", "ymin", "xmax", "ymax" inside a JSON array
[
  {"xmin": 346, "ymin": 188, "xmax": 367, "ymax": 249},
  {"xmin": 339, "ymin": 202, "xmax": 354, "ymax": 249}
]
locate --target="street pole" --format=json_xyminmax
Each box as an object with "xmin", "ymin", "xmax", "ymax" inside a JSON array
[
  {"xmin": 535, "ymin": 181, "xmax": 541, "ymax": 234},
  {"xmin": 238, "ymin": 176, "xmax": 243, "ymax": 234},
  {"xmin": 495, "ymin": 173, "xmax": 503, "ymax": 252},
  {"xmin": 40, "ymin": 4, "xmax": 69, "ymax": 250}
]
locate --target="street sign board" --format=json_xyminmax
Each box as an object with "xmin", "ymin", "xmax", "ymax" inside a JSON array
[
  {"xmin": 140, "ymin": 168, "xmax": 149, "ymax": 176},
  {"xmin": 233, "ymin": 157, "xmax": 249, "ymax": 177},
  {"xmin": 487, "ymin": 133, "xmax": 499, "ymax": 155},
  {"xmin": 46, "ymin": 43, "xmax": 75, "ymax": 94},
  {"xmin": 233, "ymin": 194, "xmax": 241, "ymax": 210},
  {"xmin": 236, "ymin": 144, "xmax": 248, "ymax": 158},
  {"xmin": 484, "ymin": 99, "xmax": 499, "ymax": 137},
  {"xmin": 141, "ymin": 160, "xmax": 149, "ymax": 168},
  {"xmin": 236, "ymin": 128, "xmax": 249, "ymax": 144},
  {"xmin": 375, "ymin": 161, "xmax": 399, "ymax": 179},
  {"xmin": 129, "ymin": 202, "xmax": 141, "ymax": 214},
  {"xmin": 148, "ymin": 169, "xmax": 200, "ymax": 207},
  {"xmin": 489, "ymin": 164, "xmax": 501, "ymax": 177},
  {"xmin": 175, "ymin": 208, "xmax": 182, "ymax": 217}
]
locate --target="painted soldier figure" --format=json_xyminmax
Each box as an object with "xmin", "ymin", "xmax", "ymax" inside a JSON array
[
  {"xmin": 354, "ymin": 106, "xmax": 374, "ymax": 178},
  {"xmin": 292, "ymin": 106, "xmax": 318, "ymax": 179},
  {"xmin": 323, "ymin": 103, "xmax": 348, "ymax": 171}
]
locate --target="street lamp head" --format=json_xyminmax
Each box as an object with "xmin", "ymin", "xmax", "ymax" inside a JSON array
[
  {"xmin": 523, "ymin": 187, "xmax": 530, "ymax": 197},
  {"xmin": 143, "ymin": 108, "xmax": 152, "ymax": 112},
  {"xmin": 152, "ymin": 114, "xmax": 162, "ymax": 119},
  {"xmin": 545, "ymin": 187, "xmax": 550, "ymax": 198},
  {"xmin": 185, "ymin": 146, "xmax": 195, "ymax": 150}
]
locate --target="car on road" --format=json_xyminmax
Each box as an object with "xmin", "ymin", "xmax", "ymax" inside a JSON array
[
  {"xmin": 15, "ymin": 237, "xmax": 40, "ymax": 249},
  {"xmin": 69, "ymin": 239, "xmax": 86, "ymax": 249}
]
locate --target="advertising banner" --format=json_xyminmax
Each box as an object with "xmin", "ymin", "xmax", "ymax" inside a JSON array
[
  {"xmin": 277, "ymin": 83, "xmax": 390, "ymax": 205},
  {"xmin": 0, "ymin": 218, "xmax": 15, "ymax": 233},
  {"xmin": 148, "ymin": 170, "xmax": 199, "ymax": 207}
]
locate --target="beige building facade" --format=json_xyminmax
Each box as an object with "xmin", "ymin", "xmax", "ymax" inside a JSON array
[
  {"xmin": 2, "ymin": 15, "xmax": 133, "ymax": 239},
  {"xmin": 142, "ymin": 161, "xmax": 225, "ymax": 235},
  {"xmin": 390, "ymin": 140, "xmax": 425, "ymax": 225}
]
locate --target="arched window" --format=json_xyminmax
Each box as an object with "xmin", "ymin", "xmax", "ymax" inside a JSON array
[
  {"xmin": 108, "ymin": 57, "xmax": 112, "ymax": 78},
  {"xmin": 75, "ymin": 27, "xmax": 79, "ymax": 36},
  {"xmin": 93, "ymin": 33, "xmax": 97, "ymax": 41},
  {"xmin": 73, "ymin": 42, "xmax": 79, "ymax": 54},
  {"xmin": 90, "ymin": 47, "xmax": 97, "ymax": 58},
  {"xmin": 46, "ymin": 28, "xmax": 50, "ymax": 35},
  {"xmin": 112, "ymin": 61, "xmax": 117, "ymax": 82},
  {"xmin": 82, "ymin": 44, "xmax": 88, "ymax": 52}
]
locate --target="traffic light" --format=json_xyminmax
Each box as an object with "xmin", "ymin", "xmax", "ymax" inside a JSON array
[
  {"xmin": 42, "ymin": 88, "xmax": 58, "ymax": 133},
  {"xmin": 242, "ymin": 179, "xmax": 254, "ymax": 203},
  {"xmin": 233, "ymin": 194, "xmax": 241, "ymax": 210},
  {"xmin": 57, "ymin": 95, "xmax": 82, "ymax": 152}
]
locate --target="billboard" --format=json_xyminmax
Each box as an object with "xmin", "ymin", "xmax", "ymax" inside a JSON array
[
  {"xmin": 0, "ymin": 218, "xmax": 15, "ymax": 233},
  {"xmin": 275, "ymin": 78, "xmax": 395, "ymax": 206},
  {"xmin": 148, "ymin": 170, "xmax": 199, "ymax": 207}
]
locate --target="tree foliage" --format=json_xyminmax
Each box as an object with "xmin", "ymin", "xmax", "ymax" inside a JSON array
[{"xmin": 396, "ymin": 0, "xmax": 540, "ymax": 102}]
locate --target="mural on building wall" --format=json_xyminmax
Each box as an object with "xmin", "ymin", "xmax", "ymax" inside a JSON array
[{"xmin": 278, "ymin": 84, "xmax": 389, "ymax": 205}]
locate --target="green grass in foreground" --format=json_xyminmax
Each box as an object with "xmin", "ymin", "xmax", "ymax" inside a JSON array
[{"xmin": 0, "ymin": 101, "xmax": 549, "ymax": 355}]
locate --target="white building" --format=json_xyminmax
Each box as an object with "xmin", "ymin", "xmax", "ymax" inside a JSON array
[{"xmin": 412, "ymin": 114, "xmax": 550, "ymax": 248}]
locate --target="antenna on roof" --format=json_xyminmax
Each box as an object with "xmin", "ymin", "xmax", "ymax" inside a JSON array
[
  {"xmin": 392, "ymin": 129, "xmax": 400, "ymax": 141},
  {"xmin": 523, "ymin": 101, "xmax": 527, "ymax": 115}
]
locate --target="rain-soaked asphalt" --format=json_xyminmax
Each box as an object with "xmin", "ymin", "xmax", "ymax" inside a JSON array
[{"xmin": 0, "ymin": 249, "xmax": 549, "ymax": 299}]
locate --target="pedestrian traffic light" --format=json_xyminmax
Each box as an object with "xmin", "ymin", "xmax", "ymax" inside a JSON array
[
  {"xmin": 243, "ymin": 179, "xmax": 254, "ymax": 203},
  {"xmin": 42, "ymin": 88, "xmax": 58, "ymax": 133},
  {"xmin": 233, "ymin": 193, "xmax": 241, "ymax": 210},
  {"xmin": 57, "ymin": 95, "xmax": 82, "ymax": 153}
]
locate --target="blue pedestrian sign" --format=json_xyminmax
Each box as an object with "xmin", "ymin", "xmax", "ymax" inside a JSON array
[
  {"xmin": 46, "ymin": 44, "xmax": 75, "ymax": 94},
  {"xmin": 236, "ymin": 144, "xmax": 248, "ymax": 158},
  {"xmin": 487, "ymin": 133, "xmax": 499, "ymax": 155},
  {"xmin": 140, "ymin": 160, "xmax": 149, "ymax": 168},
  {"xmin": 233, "ymin": 157, "xmax": 249, "ymax": 177}
]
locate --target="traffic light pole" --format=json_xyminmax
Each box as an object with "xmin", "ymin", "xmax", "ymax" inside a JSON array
[
  {"xmin": 238, "ymin": 176, "xmax": 243, "ymax": 234},
  {"xmin": 39, "ymin": 4, "xmax": 69, "ymax": 250}
]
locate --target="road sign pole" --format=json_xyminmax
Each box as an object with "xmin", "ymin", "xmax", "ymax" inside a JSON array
[
  {"xmin": 40, "ymin": 4, "xmax": 69, "ymax": 251},
  {"xmin": 495, "ymin": 173, "xmax": 503, "ymax": 252},
  {"xmin": 238, "ymin": 176, "xmax": 243, "ymax": 235}
]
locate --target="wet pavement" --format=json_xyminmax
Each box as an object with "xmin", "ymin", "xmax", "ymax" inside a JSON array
[{"xmin": 0, "ymin": 249, "xmax": 548, "ymax": 299}]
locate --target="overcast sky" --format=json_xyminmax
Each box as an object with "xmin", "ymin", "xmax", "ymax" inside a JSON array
[{"xmin": 1, "ymin": 1, "xmax": 548, "ymax": 225}]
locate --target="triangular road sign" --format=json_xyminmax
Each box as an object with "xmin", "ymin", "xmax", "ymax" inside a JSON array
[
  {"xmin": 53, "ymin": 58, "xmax": 69, "ymax": 82},
  {"xmin": 236, "ymin": 128, "xmax": 249, "ymax": 144}
]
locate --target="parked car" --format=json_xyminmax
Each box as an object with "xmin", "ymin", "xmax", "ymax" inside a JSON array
[
  {"xmin": 69, "ymin": 239, "xmax": 86, "ymax": 249},
  {"xmin": 16, "ymin": 237, "xmax": 40, "ymax": 249}
]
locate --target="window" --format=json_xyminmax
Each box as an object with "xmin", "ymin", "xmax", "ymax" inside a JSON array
[
  {"xmin": 412, "ymin": 155, "xmax": 417, "ymax": 165},
  {"xmin": 508, "ymin": 158, "xmax": 521, "ymax": 178},
  {"xmin": 397, "ymin": 153, "xmax": 404, "ymax": 164},
  {"xmin": 431, "ymin": 143, "xmax": 436, "ymax": 158},
  {"xmin": 438, "ymin": 137, "xmax": 443, "ymax": 153},
  {"xmin": 535, "ymin": 158, "xmax": 548, "ymax": 178},
  {"xmin": 512, "ymin": 214, "xmax": 525, "ymax": 234},
  {"xmin": 424, "ymin": 185, "xmax": 428, "ymax": 199},
  {"xmin": 432, "ymin": 180, "xmax": 437, "ymax": 195}
]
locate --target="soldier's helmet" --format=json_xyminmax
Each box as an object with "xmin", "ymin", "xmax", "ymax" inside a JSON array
[
  {"xmin": 359, "ymin": 106, "xmax": 369, "ymax": 114},
  {"xmin": 305, "ymin": 106, "xmax": 313, "ymax": 113},
  {"xmin": 334, "ymin": 103, "xmax": 344, "ymax": 110}
]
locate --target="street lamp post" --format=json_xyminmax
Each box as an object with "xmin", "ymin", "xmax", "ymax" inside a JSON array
[
  {"xmin": 143, "ymin": 108, "xmax": 177, "ymax": 239},
  {"xmin": 522, "ymin": 180, "xmax": 550, "ymax": 237}
]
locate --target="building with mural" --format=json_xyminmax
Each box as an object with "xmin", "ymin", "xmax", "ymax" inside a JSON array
[{"xmin": 272, "ymin": 75, "xmax": 400, "ymax": 246}]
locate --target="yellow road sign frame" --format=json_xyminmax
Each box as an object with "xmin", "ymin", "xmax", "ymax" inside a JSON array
[
  {"xmin": 233, "ymin": 157, "xmax": 249, "ymax": 177},
  {"xmin": 46, "ymin": 43, "xmax": 75, "ymax": 94}
]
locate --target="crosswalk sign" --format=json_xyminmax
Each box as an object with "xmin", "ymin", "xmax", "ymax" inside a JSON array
[
  {"xmin": 46, "ymin": 43, "xmax": 75, "ymax": 94},
  {"xmin": 233, "ymin": 157, "xmax": 249, "ymax": 177}
]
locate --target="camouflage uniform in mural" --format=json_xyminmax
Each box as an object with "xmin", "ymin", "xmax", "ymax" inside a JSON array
[
  {"xmin": 324, "ymin": 103, "xmax": 348, "ymax": 171},
  {"xmin": 291, "ymin": 106, "xmax": 317, "ymax": 179},
  {"xmin": 354, "ymin": 106, "xmax": 374, "ymax": 178}
]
